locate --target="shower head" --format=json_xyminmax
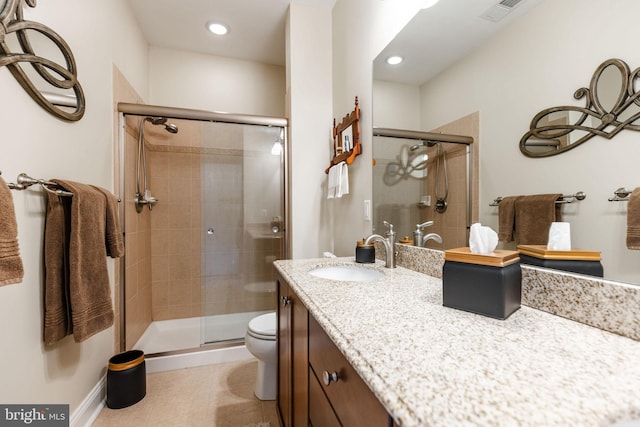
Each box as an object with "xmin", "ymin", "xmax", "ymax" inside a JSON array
[
  {"xmin": 410, "ymin": 140, "xmax": 438, "ymax": 151},
  {"xmin": 145, "ymin": 116, "xmax": 179, "ymax": 134},
  {"xmin": 164, "ymin": 123, "xmax": 179, "ymax": 134}
]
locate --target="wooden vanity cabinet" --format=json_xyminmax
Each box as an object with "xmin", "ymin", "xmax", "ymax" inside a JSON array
[
  {"xmin": 277, "ymin": 271, "xmax": 393, "ymax": 427},
  {"xmin": 277, "ymin": 274, "xmax": 308, "ymax": 427},
  {"xmin": 308, "ymin": 315, "xmax": 392, "ymax": 427}
]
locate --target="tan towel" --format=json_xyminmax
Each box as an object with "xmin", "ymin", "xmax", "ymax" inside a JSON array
[
  {"xmin": 627, "ymin": 188, "xmax": 640, "ymax": 250},
  {"xmin": 0, "ymin": 177, "xmax": 24, "ymax": 286},
  {"xmin": 91, "ymin": 185, "xmax": 124, "ymax": 258},
  {"xmin": 497, "ymin": 196, "xmax": 521, "ymax": 242},
  {"xmin": 514, "ymin": 194, "xmax": 562, "ymax": 245},
  {"xmin": 43, "ymin": 192, "xmax": 72, "ymax": 344},
  {"xmin": 44, "ymin": 180, "xmax": 122, "ymax": 344}
]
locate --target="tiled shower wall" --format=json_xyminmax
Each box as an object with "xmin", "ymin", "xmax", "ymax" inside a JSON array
[
  {"xmin": 147, "ymin": 120, "xmax": 204, "ymax": 321},
  {"xmin": 146, "ymin": 122, "xmax": 280, "ymax": 322},
  {"xmin": 114, "ymin": 65, "xmax": 154, "ymax": 351},
  {"xmin": 123, "ymin": 116, "xmax": 153, "ymax": 349}
]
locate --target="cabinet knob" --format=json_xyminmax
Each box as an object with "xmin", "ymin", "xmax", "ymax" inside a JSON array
[
  {"xmin": 281, "ymin": 296, "xmax": 291, "ymax": 307},
  {"xmin": 323, "ymin": 371, "xmax": 339, "ymax": 386}
]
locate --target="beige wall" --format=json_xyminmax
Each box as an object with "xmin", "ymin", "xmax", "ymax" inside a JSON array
[
  {"xmin": 149, "ymin": 46, "xmax": 286, "ymax": 117},
  {"xmin": 330, "ymin": 0, "xmax": 424, "ymax": 256},
  {"xmin": 286, "ymin": 3, "xmax": 334, "ymax": 258},
  {"xmin": 0, "ymin": 0, "xmax": 148, "ymax": 416}
]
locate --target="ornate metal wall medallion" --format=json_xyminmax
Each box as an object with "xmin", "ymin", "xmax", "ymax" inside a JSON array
[
  {"xmin": 0, "ymin": 0, "xmax": 85, "ymax": 121},
  {"xmin": 520, "ymin": 58, "xmax": 640, "ymax": 157}
]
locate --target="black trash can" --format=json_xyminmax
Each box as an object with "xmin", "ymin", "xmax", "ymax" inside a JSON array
[{"xmin": 106, "ymin": 350, "xmax": 146, "ymax": 409}]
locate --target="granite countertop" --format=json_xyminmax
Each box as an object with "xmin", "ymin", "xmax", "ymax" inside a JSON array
[{"xmin": 274, "ymin": 257, "xmax": 640, "ymax": 427}]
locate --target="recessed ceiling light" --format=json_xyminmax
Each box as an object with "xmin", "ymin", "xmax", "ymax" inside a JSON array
[
  {"xmin": 386, "ymin": 56, "xmax": 403, "ymax": 65},
  {"xmin": 422, "ymin": 0, "xmax": 440, "ymax": 9},
  {"xmin": 206, "ymin": 22, "xmax": 229, "ymax": 36}
]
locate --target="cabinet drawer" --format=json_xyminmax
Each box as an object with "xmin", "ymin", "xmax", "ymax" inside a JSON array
[
  {"xmin": 309, "ymin": 367, "xmax": 341, "ymax": 427},
  {"xmin": 308, "ymin": 316, "xmax": 390, "ymax": 427}
]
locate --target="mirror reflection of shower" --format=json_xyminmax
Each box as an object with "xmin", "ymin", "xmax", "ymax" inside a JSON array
[
  {"xmin": 434, "ymin": 142, "xmax": 448, "ymax": 214},
  {"xmin": 135, "ymin": 116, "xmax": 179, "ymax": 213},
  {"xmin": 372, "ymin": 128, "xmax": 473, "ymax": 250},
  {"xmin": 411, "ymin": 140, "xmax": 449, "ymax": 213}
]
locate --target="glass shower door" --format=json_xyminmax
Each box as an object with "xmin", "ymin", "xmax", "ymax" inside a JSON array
[{"xmin": 200, "ymin": 122, "xmax": 284, "ymax": 344}]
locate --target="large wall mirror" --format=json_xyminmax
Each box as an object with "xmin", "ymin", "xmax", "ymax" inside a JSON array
[{"xmin": 373, "ymin": 0, "xmax": 640, "ymax": 285}]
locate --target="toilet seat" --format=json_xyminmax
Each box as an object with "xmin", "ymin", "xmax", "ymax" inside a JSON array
[{"xmin": 247, "ymin": 312, "xmax": 276, "ymax": 341}]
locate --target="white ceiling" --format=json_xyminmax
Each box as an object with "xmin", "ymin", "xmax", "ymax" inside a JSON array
[
  {"xmin": 126, "ymin": 0, "xmax": 334, "ymax": 67},
  {"xmin": 127, "ymin": 0, "xmax": 543, "ymax": 84},
  {"xmin": 374, "ymin": 0, "xmax": 544, "ymax": 85}
]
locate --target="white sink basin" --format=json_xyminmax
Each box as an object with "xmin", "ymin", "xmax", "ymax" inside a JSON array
[{"xmin": 308, "ymin": 265, "xmax": 384, "ymax": 282}]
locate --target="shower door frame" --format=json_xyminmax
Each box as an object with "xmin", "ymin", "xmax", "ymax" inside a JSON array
[{"xmin": 117, "ymin": 102, "xmax": 289, "ymax": 353}]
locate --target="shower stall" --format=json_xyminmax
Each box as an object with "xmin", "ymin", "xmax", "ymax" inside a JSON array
[{"xmin": 117, "ymin": 103, "xmax": 287, "ymax": 356}]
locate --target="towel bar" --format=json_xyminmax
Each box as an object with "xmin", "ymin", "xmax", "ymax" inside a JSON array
[
  {"xmin": 490, "ymin": 191, "xmax": 586, "ymax": 207},
  {"xmin": 608, "ymin": 188, "xmax": 632, "ymax": 202},
  {"xmin": 4, "ymin": 172, "xmax": 73, "ymax": 197}
]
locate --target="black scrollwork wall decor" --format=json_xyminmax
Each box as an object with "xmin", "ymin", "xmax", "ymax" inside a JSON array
[
  {"xmin": 520, "ymin": 58, "xmax": 640, "ymax": 157},
  {"xmin": 0, "ymin": 0, "xmax": 85, "ymax": 121}
]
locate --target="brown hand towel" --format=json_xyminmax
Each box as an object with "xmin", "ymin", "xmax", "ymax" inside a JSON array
[
  {"xmin": 43, "ymin": 193, "xmax": 73, "ymax": 344},
  {"xmin": 514, "ymin": 194, "xmax": 562, "ymax": 245},
  {"xmin": 498, "ymin": 196, "xmax": 521, "ymax": 242},
  {"xmin": 0, "ymin": 177, "xmax": 24, "ymax": 286},
  {"xmin": 45, "ymin": 180, "xmax": 115, "ymax": 344},
  {"xmin": 90, "ymin": 185, "xmax": 124, "ymax": 258},
  {"xmin": 627, "ymin": 188, "xmax": 640, "ymax": 250}
]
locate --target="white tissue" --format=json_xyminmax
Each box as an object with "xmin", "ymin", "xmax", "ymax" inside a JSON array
[
  {"xmin": 547, "ymin": 222, "xmax": 571, "ymax": 250},
  {"xmin": 469, "ymin": 223, "xmax": 498, "ymax": 254}
]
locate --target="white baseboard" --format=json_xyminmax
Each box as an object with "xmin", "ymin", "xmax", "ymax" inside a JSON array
[{"xmin": 70, "ymin": 376, "xmax": 105, "ymax": 427}]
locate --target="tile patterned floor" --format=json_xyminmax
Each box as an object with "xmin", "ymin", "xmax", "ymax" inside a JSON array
[{"xmin": 92, "ymin": 359, "xmax": 279, "ymax": 427}]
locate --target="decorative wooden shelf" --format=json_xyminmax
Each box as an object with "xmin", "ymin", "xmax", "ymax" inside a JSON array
[{"xmin": 325, "ymin": 97, "xmax": 361, "ymax": 174}]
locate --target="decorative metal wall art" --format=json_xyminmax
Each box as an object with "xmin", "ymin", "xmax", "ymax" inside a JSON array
[
  {"xmin": 520, "ymin": 58, "xmax": 640, "ymax": 157},
  {"xmin": 0, "ymin": 0, "xmax": 85, "ymax": 121}
]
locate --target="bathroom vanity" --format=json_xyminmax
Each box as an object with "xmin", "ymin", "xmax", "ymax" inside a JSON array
[
  {"xmin": 275, "ymin": 257, "xmax": 640, "ymax": 427},
  {"xmin": 277, "ymin": 271, "xmax": 393, "ymax": 427}
]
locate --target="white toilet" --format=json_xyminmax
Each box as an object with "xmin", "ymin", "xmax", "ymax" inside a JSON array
[{"xmin": 245, "ymin": 312, "xmax": 277, "ymax": 400}]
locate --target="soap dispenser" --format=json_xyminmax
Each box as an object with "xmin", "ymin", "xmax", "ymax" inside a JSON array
[
  {"xmin": 412, "ymin": 221, "xmax": 434, "ymax": 247},
  {"xmin": 355, "ymin": 239, "xmax": 375, "ymax": 263}
]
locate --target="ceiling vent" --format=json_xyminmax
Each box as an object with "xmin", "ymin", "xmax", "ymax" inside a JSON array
[{"xmin": 480, "ymin": 0, "xmax": 525, "ymax": 22}]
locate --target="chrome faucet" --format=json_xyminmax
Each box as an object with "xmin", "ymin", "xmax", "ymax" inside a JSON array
[
  {"xmin": 423, "ymin": 232, "xmax": 443, "ymax": 245},
  {"xmin": 364, "ymin": 221, "xmax": 396, "ymax": 268},
  {"xmin": 413, "ymin": 221, "xmax": 443, "ymax": 247}
]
